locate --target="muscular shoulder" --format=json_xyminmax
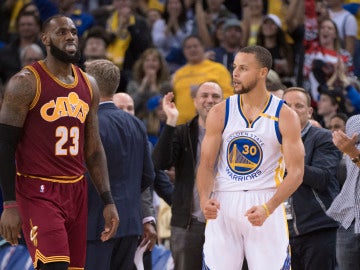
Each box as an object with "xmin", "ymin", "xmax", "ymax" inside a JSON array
[
  {"xmin": 0, "ymin": 69, "xmax": 37, "ymax": 126},
  {"xmin": 278, "ymin": 104, "xmax": 301, "ymax": 136},
  {"xmin": 5, "ymin": 69, "xmax": 37, "ymax": 102},
  {"xmin": 206, "ymin": 100, "xmax": 226, "ymax": 132},
  {"xmin": 279, "ymin": 103, "xmax": 298, "ymax": 122}
]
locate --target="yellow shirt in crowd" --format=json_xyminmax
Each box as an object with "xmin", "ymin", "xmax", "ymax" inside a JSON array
[{"xmin": 172, "ymin": 59, "xmax": 233, "ymax": 125}]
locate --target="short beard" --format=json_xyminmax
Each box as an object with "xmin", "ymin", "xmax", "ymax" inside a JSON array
[
  {"xmin": 234, "ymin": 80, "xmax": 257, "ymax": 94},
  {"xmin": 50, "ymin": 40, "xmax": 80, "ymax": 64}
]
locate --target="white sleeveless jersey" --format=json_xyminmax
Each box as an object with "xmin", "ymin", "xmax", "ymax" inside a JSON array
[{"xmin": 215, "ymin": 94, "xmax": 285, "ymax": 192}]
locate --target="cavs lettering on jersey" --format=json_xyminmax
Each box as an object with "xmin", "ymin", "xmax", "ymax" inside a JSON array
[
  {"xmin": 215, "ymin": 94, "xmax": 285, "ymax": 192},
  {"xmin": 15, "ymin": 61, "xmax": 92, "ymax": 180}
]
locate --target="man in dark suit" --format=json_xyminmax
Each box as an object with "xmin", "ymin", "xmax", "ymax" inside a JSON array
[
  {"xmin": 85, "ymin": 59, "xmax": 155, "ymax": 270},
  {"xmin": 113, "ymin": 92, "xmax": 174, "ymax": 270},
  {"xmin": 283, "ymin": 87, "xmax": 342, "ymax": 270},
  {"xmin": 113, "ymin": 92, "xmax": 174, "ymax": 205}
]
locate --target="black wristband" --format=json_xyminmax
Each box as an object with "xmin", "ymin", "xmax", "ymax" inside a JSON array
[{"xmin": 100, "ymin": 191, "xmax": 115, "ymax": 205}]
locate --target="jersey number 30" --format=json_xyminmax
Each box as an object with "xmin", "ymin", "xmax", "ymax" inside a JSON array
[{"xmin": 55, "ymin": 126, "xmax": 79, "ymax": 156}]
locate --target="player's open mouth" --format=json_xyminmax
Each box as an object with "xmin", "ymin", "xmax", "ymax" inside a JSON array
[{"xmin": 65, "ymin": 44, "xmax": 77, "ymax": 53}]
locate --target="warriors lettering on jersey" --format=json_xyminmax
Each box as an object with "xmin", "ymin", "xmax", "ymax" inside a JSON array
[
  {"xmin": 225, "ymin": 131, "xmax": 265, "ymax": 182},
  {"xmin": 40, "ymin": 92, "xmax": 89, "ymax": 123}
]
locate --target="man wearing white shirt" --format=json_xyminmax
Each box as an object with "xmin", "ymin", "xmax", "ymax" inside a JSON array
[{"xmin": 327, "ymin": 0, "xmax": 358, "ymax": 56}]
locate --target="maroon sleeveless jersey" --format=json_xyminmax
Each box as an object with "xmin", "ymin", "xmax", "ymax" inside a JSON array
[{"xmin": 16, "ymin": 61, "xmax": 92, "ymax": 180}]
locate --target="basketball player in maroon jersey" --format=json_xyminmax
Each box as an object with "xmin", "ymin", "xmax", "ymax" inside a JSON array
[{"xmin": 0, "ymin": 15, "xmax": 119, "ymax": 270}]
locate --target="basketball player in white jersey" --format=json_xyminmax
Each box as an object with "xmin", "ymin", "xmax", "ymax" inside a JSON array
[{"xmin": 197, "ymin": 46, "xmax": 305, "ymax": 270}]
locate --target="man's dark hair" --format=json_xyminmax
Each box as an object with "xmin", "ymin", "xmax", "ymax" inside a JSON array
[
  {"xmin": 182, "ymin": 34, "xmax": 204, "ymax": 47},
  {"xmin": 239, "ymin": 45, "xmax": 273, "ymax": 71},
  {"xmin": 16, "ymin": 11, "xmax": 41, "ymax": 29},
  {"xmin": 41, "ymin": 14, "xmax": 68, "ymax": 32},
  {"xmin": 330, "ymin": 112, "xmax": 348, "ymax": 123},
  {"xmin": 83, "ymin": 26, "xmax": 111, "ymax": 46}
]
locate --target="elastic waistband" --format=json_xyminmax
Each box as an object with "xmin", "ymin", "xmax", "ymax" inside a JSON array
[{"xmin": 17, "ymin": 172, "xmax": 84, "ymax": 183}]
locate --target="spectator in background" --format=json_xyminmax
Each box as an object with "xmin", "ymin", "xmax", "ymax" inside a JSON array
[
  {"xmin": 20, "ymin": 43, "xmax": 45, "ymax": 67},
  {"xmin": 329, "ymin": 112, "xmax": 348, "ymax": 188},
  {"xmin": 20, "ymin": 2, "xmax": 40, "ymax": 18},
  {"xmin": 327, "ymin": 0, "xmax": 357, "ymax": 57},
  {"xmin": 6, "ymin": 2, "xmax": 41, "ymax": 42},
  {"xmin": 0, "ymin": 11, "xmax": 42, "ymax": 85},
  {"xmin": 193, "ymin": 0, "xmax": 237, "ymax": 49},
  {"xmin": 283, "ymin": 87, "xmax": 342, "ymax": 270},
  {"xmin": 208, "ymin": 18, "xmax": 243, "ymax": 72},
  {"xmin": 0, "ymin": 0, "xmax": 33, "ymax": 43},
  {"xmin": 172, "ymin": 35, "xmax": 233, "ymax": 124},
  {"xmin": 268, "ymin": 0, "xmax": 297, "ymax": 43},
  {"xmin": 113, "ymin": 92, "xmax": 135, "ymax": 114},
  {"xmin": 146, "ymin": 3, "xmax": 164, "ymax": 29},
  {"xmin": 316, "ymin": 88, "xmax": 346, "ymax": 128},
  {"xmin": 153, "ymin": 82, "xmax": 224, "ymax": 270},
  {"xmin": 343, "ymin": 79, "xmax": 360, "ymax": 116},
  {"xmin": 257, "ymin": 14, "xmax": 294, "ymax": 86},
  {"xmin": 152, "ymin": 0, "xmax": 193, "ymax": 74},
  {"xmin": 242, "ymin": 0, "xmax": 267, "ymax": 46},
  {"xmin": 266, "ymin": 69, "xmax": 286, "ymax": 99},
  {"xmin": 32, "ymin": 0, "xmax": 94, "ymax": 37},
  {"xmin": 126, "ymin": 48, "xmax": 171, "ymax": 120},
  {"xmin": 106, "ymin": 0, "xmax": 152, "ymax": 90},
  {"xmin": 210, "ymin": 17, "xmax": 226, "ymax": 48},
  {"xmin": 325, "ymin": 58, "xmax": 360, "ymax": 115},
  {"xmin": 343, "ymin": 1, "xmax": 360, "ymax": 78},
  {"xmin": 329, "ymin": 112, "xmax": 348, "ymax": 132},
  {"xmin": 304, "ymin": 0, "xmax": 353, "ymax": 102},
  {"xmin": 84, "ymin": 0, "xmax": 113, "ymax": 12},
  {"xmin": 327, "ymin": 114, "xmax": 360, "ymax": 270},
  {"xmin": 143, "ymin": 94, "xmax": 168, "ymax": 146},
  {"xmin": 81, "ymin": 26, "xmax": 111, "ymax": 61},
  {"xmin": 284, "ymin": 0, "xmax": 304, "ymax": 87}
]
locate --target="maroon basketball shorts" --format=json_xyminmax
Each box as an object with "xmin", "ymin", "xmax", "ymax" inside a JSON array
[{"xmin": 16, "ymin": 174, "xmax": 88, "ymax": 269}]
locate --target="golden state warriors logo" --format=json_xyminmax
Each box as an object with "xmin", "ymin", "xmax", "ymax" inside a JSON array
[
  {"xmin": 40, "ymin": 92, "xmax": 89, "ymax": 123},
  {"xmin": 227, "ymin": 136, "xmax": 263, "ymax": 175}
]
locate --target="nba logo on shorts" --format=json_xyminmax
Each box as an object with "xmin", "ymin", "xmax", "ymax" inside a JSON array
[{"xmin": 40, "ymin": 184, "xmax": 45, "ymax": 193}]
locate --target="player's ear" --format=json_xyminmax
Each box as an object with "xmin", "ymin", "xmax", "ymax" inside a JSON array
[
  {"xmin": 41, "ymin": 33, "xmax": 50, "ymax": 46},
  {"xmin": 260, "ymin": 67, "xmax": 268, "ymax": 78}
]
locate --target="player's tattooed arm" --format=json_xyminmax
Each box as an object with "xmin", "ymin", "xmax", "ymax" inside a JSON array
[
  {"xmin": 0, "ymin": 69, "xmax": 36, "ymax": 245},
  {"xmin": 0, "ymin": 69, "xmax": 36, "ymax": 126}
]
